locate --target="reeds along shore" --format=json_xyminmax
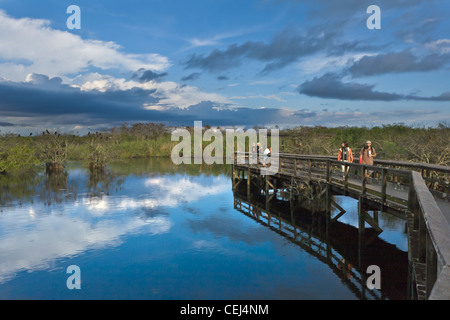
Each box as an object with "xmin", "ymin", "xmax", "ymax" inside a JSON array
[{"xmin": 0, "ymin": 123, "xmax": 448, "ymax": 173}]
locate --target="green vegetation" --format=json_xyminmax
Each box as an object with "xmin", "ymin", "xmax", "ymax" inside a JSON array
[
  {"xmin": 0, "ymin": 140, "xmax": 41, "ymax": 173},
  {"xmin": 0, "ymin": 122, "xmax": 448, "ymax": 174},
  {"xmin": 281, "ymin": 123, "xmax": 449, "ymax": 165}
]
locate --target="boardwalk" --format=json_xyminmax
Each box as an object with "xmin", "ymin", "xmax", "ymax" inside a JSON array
[{"xmin": 232, "ymin": 152, "xmax": 450, "ymax": 300}]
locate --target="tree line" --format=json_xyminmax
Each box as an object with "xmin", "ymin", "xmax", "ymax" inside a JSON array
[{"xmin": 0, "ymin": 122, "xmax": 448, "ymax": 174}]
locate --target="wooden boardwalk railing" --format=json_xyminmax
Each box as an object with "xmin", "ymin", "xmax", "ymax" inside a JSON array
[{"xmin": 233, "ymin": 152, "xmax": 450, "ymax": 300}]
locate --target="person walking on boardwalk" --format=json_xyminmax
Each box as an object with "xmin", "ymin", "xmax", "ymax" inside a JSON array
[
  {"xmin": 360, "ymin": 140, "xmax": 376, "ymax": 180},
  {"xmin": 338, "ymin": 141, "xmax": 353, "ymax": 177}
]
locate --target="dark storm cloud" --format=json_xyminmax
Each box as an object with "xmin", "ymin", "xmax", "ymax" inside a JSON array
[
  {"xmin": 131, "ymin": 68, "xmax": 168, "ymax": 82},
  {"xmin": 181, "ymin": 72, "xmax": 201, "ymax": 81},
  {"xmin": 298, "ymin": 73, "xmax": 450, "ymax": 101},
  {"xmin": 407, "ymin": 91, "xmax": 450, "ymax": 102},
  {"xmin": 217, "ymin": 75, "xmax": 230, "ymax": 81},
  {"xmin": 0, "ymin": 73, "xmax": 446, "ymax": 130},
  {"xmin": 0, "ymin": 75, "xmax": 312, "ymax": 128},
  {"xmin": 0, "ymin": 77, "xmax": 177, "ymax": 124},
  {"xmin": 348, "ymin": 50, "xmax": 450, "ymax": 77},
  {"xmin": 298, "ymin": 73, "xmax": 404, "ymax": 101},
  {"xmin": 184, "ymin": 27, "xmax": 374, "ymax": 74},
  {"xmin": 0, "ymin": 121, "xmax": 15, "ymax": 127},
  {"xmin": 182, "ymin": 0, "xmax": 444, "ymax": 77}
]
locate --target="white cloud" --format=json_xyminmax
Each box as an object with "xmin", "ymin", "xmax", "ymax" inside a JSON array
[
  {"xmin": 76, "ymin": 73, "xmax": 232, "ymax": 109},
  {"xmin": 0, "ymin": 174, "xmax": 229, "ymax": 283},
  {"xmin": 425, "ymin": 39, "xmax": 450, "ymax": 54},
  {"xmin": 0, "ymin": 10, "xmax": 171, "ymax": 81},
  {"xmin": 231, "ymin": 94, "xmax": 286, "ymax": 102},
  {"xmin": 0, "ymin": 207, "xmax": 171, "ymax": 283},
  {"xmin": 151, "ymin": 81, "xmax": 232, "ymax": 109},
  {"xmin": 297, "ymin": 53, "xmax": 374, "ymax": 75},
  {"xmin": 186, "ymin": 28, "xmax": 260, "ymax": 49}
]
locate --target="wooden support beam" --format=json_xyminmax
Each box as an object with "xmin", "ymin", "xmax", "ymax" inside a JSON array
[
  {"xmin": 331, "ymin": 210, "xmax": 347, "ymax": 224},
  {"xmin": 362, "ymin": 211, "xmax": 383, "ymax": 234},
  {"xmin": 233, "ymin": 169, "xmax": 242, "ymax": 190}
]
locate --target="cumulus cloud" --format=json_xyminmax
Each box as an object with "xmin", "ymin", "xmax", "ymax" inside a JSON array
[
  {"xmin": 425, "ymin": 39, "xmax": 450, "ymax": 54},
  {"xmin": 72, "ymin": 73, "xmax": 232, "ymax": 110},
  {"xmin": 0, "ymin": 10, "xmax": 170, "ymax": 81}
]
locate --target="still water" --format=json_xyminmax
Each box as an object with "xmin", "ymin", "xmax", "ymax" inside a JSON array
[{"xmin": 0, "ymin": 159, "xmax": 408, "ymax": 299}]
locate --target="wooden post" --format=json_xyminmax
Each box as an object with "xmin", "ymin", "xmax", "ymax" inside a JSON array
[
  {"xmin": 308, "ymin": 159, "xmax": 312, "ymax": 180},
  {"xmin": 381, "ymin": 168, "xmax": 387, "ymax": 205},
  {"xmin": 344, "ymin": 163, "xmax": 349, "ymax": 191},
  {"xmin": 247, "ymin": 170, "xmax": 251, "ymax": 200},
  {"xmin": 361, "ymin": 165, "xmax": 367, "ymax": 195},
  {"xmin": 326, "ymin": 160, "xmax": 332, "ymax": 184},
  {"xmin": 294, "ymin": 159, "xmax": 297, "ymax": 177},
  {"xmin": 408, "ymin": 172, "xmax": 415, "ymax": 213},
  {"xmin": 279, "ymin": 156, "xmax": 282, "ymax": 175}
]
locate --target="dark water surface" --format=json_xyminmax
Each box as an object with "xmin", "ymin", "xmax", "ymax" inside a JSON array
[{"xmin": 0, "ymin": 159, "xmax": 408, "ymax": 299}]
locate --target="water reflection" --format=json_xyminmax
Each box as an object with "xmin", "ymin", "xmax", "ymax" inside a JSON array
[
  {"xmin": 0, "ymin": 170, "xmax": 43, "ymax": 208},
  {"xmin": 0, "ymin": 160, "xmax": 229, "ymax": 288},
  {"xmin": 232, "ymin": 187, "xmax": 409, "ymax": 300},
  {"xmin": 0, "ymin": 159, "xmax": 408, "ymax": 299}
]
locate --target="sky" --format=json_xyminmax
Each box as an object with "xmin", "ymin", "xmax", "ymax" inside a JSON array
[{"xmin": 0, "ymin": 0, "xmax": 449, "ymax": 134}]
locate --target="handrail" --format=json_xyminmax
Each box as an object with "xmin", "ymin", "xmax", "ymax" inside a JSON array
[
  {"xmin": 233, "ymin": 151, "xmax": 450, "ymax": 299},
  {"xmin": 409, "ymin": 171, "xmax": 450, "ymax": 299},
  {"xmin": 236, "ymin": 151, "xmax": 450, "ymax": 173},
  {"xmin": 235, "ymin": 151, "xmax": 449, "ymax": 195}
]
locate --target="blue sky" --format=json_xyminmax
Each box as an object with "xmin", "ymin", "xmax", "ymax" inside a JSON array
[{"xmin": 0, "ymin": 0, "xmax": 449, "ymax": 133}]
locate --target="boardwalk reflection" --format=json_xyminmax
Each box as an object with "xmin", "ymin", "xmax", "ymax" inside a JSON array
[{"xmin": 233, "ymin": 187, "xmax": 409, "ymax": 300}]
